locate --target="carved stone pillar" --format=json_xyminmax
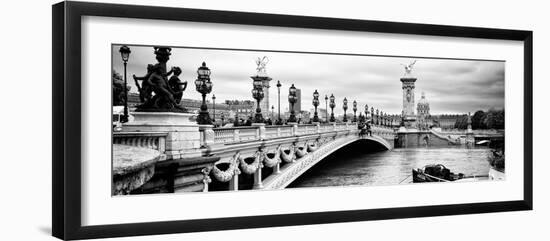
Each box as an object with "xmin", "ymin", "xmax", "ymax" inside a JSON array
[
  {"xmin": 228, "ymin": 167, "xmax": 240, "ymax": 191},
  {"xmin": 202, "ymin": 169, "xmax": 212, "ymax": 193},
  {"xmin": 253, "ymin": 154, "xmax": 264, "ymax": 189},
  {"xmin": 273, "ymin": 162, "xmax": 281, "ymax": 174}
]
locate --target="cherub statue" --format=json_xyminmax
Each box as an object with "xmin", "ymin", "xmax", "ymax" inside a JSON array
[
  {"xmin": 400, "ymin": 60, "xmax": 417, "ymax": 76},
  {"xmin": 167, "ymin": 66, "xmax": 187, "ymax": 104},
  {"xmin": 142, "ymin": 64, "xmax": 182, "ymax": 110},
  {"xmin": 255, "ymin": 56, "xmax": 269, "ymax": 75},
  {"xmin": 133, "ymin": 64, "xmax": 154, "ymax": 103}
]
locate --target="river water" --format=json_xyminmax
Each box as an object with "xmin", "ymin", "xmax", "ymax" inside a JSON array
[{"xmin": 288, "ymin": 146, "xmax": 493, "ymax": 188}]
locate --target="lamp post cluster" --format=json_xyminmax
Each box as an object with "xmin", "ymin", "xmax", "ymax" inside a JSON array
[
  {"xmin": 116, "ymin": 53, "xmax": 397, "ymax": 127},
  {"xmin": 115, "ymin": 48, "xmax": 398, "ymax": 129}
]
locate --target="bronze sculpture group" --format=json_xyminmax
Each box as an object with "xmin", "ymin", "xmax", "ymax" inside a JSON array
[{"xmin": 132, "ymin": 47, "xmax": 188, "ymax": 112}]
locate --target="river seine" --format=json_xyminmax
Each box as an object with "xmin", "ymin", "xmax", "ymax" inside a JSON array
[{"xmin": 288, "ymin": 145, "xmax": 493, "ymax": 188}]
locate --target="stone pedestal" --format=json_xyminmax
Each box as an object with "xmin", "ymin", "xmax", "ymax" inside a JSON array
[
  {"xmin": 199, "ymin": 124, "xmax": 215, "ymax": 147},
  {"xmin": 122, "ymin": 112, "xmax": 202, "ymax": 159}
]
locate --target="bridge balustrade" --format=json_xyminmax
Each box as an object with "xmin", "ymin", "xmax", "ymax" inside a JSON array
[
  {"xmin": 212, "ymin": 126, "xmax": 262, "ymax": 144},
  {"xmin": 265, "ymin": 125, "xmax": 294, "ymax": 139},
  {"xmin": 296, "ymin": 124, "xmax": 318, "ymax": 135},
  {"xmin": 210, "ymin": 123, "xmax": 360, "ymax": 146},
  {"xmin": 113, "ymin": 132, "xmax": 168, "ymax": 153}
]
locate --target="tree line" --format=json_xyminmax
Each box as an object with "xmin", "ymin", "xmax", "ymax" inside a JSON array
[{"xmin": 454, "ymin": 108, "xmax": 505, "ymax": 130}]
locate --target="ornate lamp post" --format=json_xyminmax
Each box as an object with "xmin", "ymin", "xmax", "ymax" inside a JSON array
[
  {"xmin": 312, "ymin": 90, "xmax": 320, "ymax": 123},
  {"xmin": 324, "ymin": 95, "xmax": 329, "ymax": 123},
  {"xmin": 195, "ymin": 62, "xmax": 213, "ymax": 125},
  {"xmin": 288, "ymin": 84, "xmax": 298, "ymax": 123},
  {"xmin": 271, "ymin": 105, "xmax": 275, "ymax": 121},
  {"xmin": 212, "ymin": 94, "xmax": 216, "ymax": 123},
  {"xmin": 375, "ymin": 109, "xmax": 379, "ymax": 125},
  {"xmin": 364, "ymin": 104, "xmax": 369, "ymax": 122},
  {"xmin": 221, "ymin": 112, "xmax": 225, "ymax": 126},
  {"xmin": 118, "ymin": 45, "xmax": 131, "ymax": 123},
  {"xmin": 352, "ymin": 100, "xmax": 358, "ymax": 122},
  {"xmin": 380, "ymin": 111, "xmax": 384, "ymax": 126},
  {"xmin": 276, "ymin": 80, "xmax": 282, "ymax": 124},
  {"xmin": 343, "ymin": 98, "xmax": 348, "ymax": 123},
  {"xmin": 370, "ymin": 106, "xmax": 375, "ymax": 125},
  {"xmin": 252, "ymin": 78, "xmax": 265, "ymax": 123},
  {"xmin": 329, "ymin": 94, "xmax": 336, "ymax": 122}
]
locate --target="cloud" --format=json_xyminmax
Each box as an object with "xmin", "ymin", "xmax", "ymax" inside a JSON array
[{"xmin": 113, "ymin": 45, "xmax": 505, "ymax": 115}]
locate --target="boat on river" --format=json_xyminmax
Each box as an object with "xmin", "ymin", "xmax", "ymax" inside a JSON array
[
  {"xmin": 412, "ymin": 164, "xmax": 490, "ymax": 183},
  {"xmin": 412, "ymin": 164, "xmax": 465, "ymax": 182}
]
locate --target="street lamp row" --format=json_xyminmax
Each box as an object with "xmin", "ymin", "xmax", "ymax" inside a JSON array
[{"xmin": 116, "ymin": 47, "xmax": 394, "ymax": 127}]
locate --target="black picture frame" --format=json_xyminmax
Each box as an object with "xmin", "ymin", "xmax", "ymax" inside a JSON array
[{"xmin": 52, "ymin": 1, "xmax": 533, "ymax": 240}]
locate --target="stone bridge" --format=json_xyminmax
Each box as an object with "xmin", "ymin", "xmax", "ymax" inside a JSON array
[{"xmin": 113, "ymin": 113, "xmax": 395, "ymax": 194}]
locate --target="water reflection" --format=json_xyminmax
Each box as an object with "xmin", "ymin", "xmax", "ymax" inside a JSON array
[{"xmin": 288, "ymin": 145, "xmax": 492, "ymax": 188}]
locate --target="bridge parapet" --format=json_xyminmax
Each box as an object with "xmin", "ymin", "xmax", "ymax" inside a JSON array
[
  {"xmin": 113, "ymin": 132, "xmax": 168, "ymax": 157},
  {"xmin": 209, "ymin": 123, "xmax": 358, "ymax": 147}
]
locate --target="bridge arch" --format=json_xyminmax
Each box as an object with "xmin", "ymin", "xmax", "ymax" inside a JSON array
[{"xmin": 261, "ymin": 134, "xmax": 392, "ymax": 189}]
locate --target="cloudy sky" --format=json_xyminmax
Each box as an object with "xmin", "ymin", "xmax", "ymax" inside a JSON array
[{"xmin": 112, "ymin": 45, "xmax": 504, "ymax": 115}]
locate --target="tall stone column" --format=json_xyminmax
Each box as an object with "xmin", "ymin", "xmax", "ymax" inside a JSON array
[{"xmin": 401, "ymin": 76, "xmax": 417, "ymax": 127}]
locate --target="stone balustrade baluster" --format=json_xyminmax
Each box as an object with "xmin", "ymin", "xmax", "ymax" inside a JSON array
[{"xmin": 234, "ymin": 129, "xmax": 240, "ymax": 142}]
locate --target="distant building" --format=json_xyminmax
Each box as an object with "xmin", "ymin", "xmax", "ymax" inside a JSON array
[
  {"xmin": 225, "ymin": 100, "xmax": 256, "ymax": 120},
  {"xmin": 317, "ymin": 108, "xmax": 328, "ymax": 122},
  {"xmin": 416, "ymin": 92, "xmax": 433, "ymax": 130},
  {"xmin": 127, "ymin": 92, "xmax": 141, "ymax": 108},
  {"xmin": 295, "ymin": 89, "xmax": 302, "ymax": 112},
  {"xmin": 406, "ymin": 91, "xmax": 463, "ymax": 130}
]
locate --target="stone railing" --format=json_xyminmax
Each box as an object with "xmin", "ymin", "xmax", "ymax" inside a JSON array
[
  {"xmin": 296, "ymin": 124, "xmax": 318, "ymax": 135},
  {"xmin": 213, "ymin": 126, "xmax": 261, "ymax": 144},
  {"xmin": 265, "ymin": 125, "xmax": 294, "ymax": 139},
  {"xmin": 211, "ymin": 123, "xmax": 360, "ymax": 145},
  {"xmin": 435, "ymin": 129, "xmax": 504, "ymax": 136},
  {"xmin": 370, "ymin": 126, "xmax": 396, "ymax": 138},
  {"xmin": 113, "ymin": 132, "xmax": 168, "ymax": 153}
]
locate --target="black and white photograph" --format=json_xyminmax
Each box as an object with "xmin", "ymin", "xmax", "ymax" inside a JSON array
[{"xmin": 111, "ymin": 45, "xmax": 505, "ymax": 195}]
